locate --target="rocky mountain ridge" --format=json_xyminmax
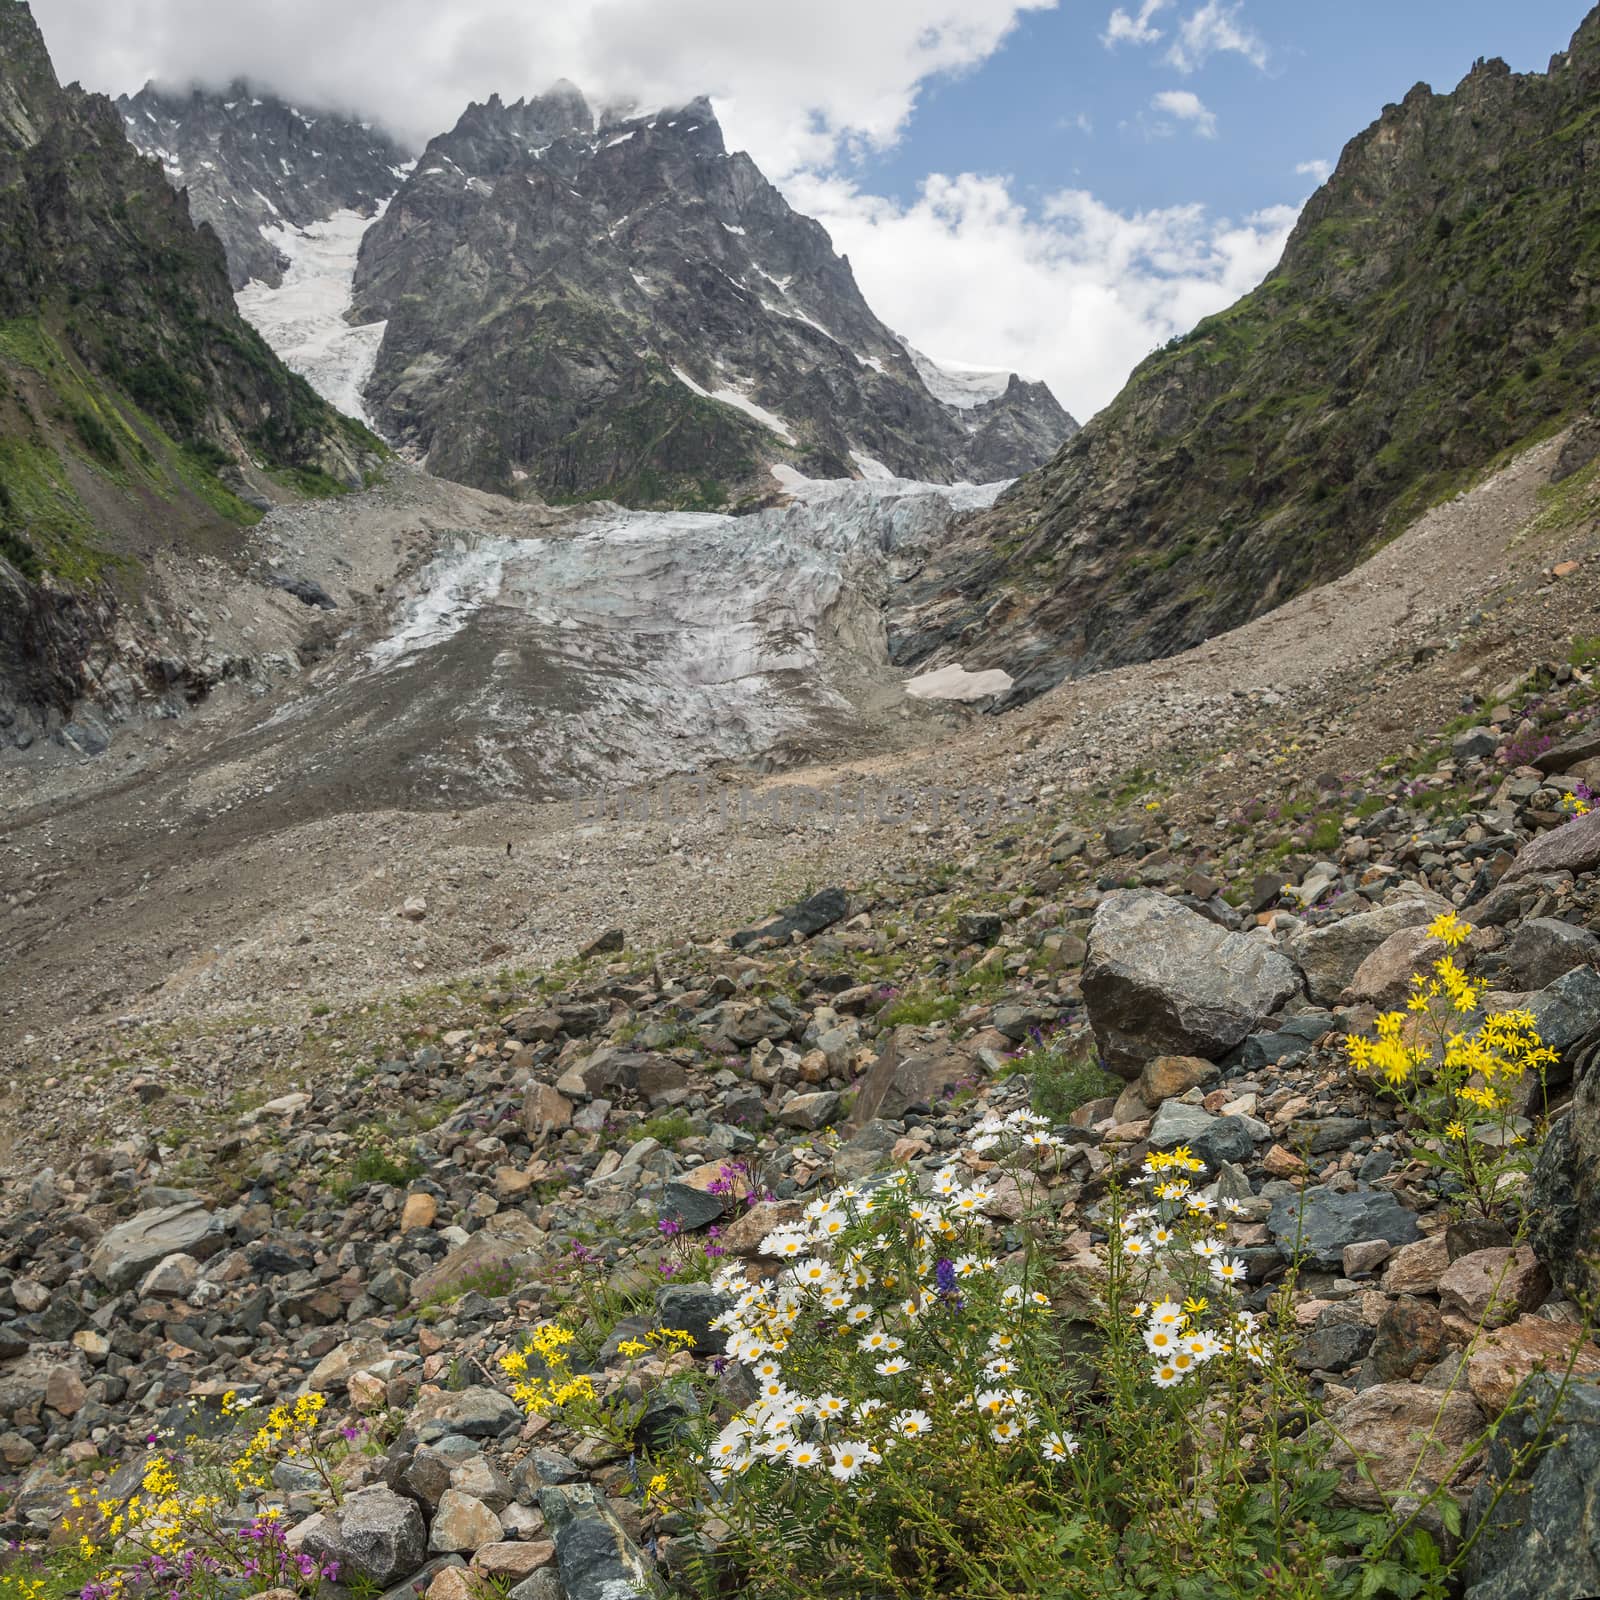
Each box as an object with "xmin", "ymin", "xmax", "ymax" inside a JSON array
[
  {"xmin": 116, "ymin": 80, "xmax": 413, "ymax": 290},
  {"xmin": 0, "ymin": 0, "xmax": 383, "ymax": 751},
  {"xmin": 332, "ymin": 83, "xmax": 1076, "ymax": 503},
  {"xmin": 893, "ymin": 6, "xmax": 1600, "ymax": 704}
]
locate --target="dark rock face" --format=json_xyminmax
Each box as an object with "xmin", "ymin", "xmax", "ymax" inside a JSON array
[
  {"xmin": 346, "ymin": 85, "xmax": 1075, "ymax": 505},
  {"xmin": 539, "ymin": 1482, "xmax": 665, "ymax": 1600},
  {"xmin": 0, "ymin": 4, "xmax": 378, "ymax": 736},
  {"xmin": 1268, "ymin": 1185, "xmax": 1423, "ymax": 1270},
  {"xmin": 890, "ymin": 15, "xmax": 1600, "ymax": 703},
  {"xmin": 731, "ymin": 887, "xmax": 849, "ymax": 948},
  {"xmin": 1466, "ymin": 1375, "xmax": 1600, "ymax": 1600},
  {"xmin": 117, "ymin": 82, "xmax": 412, "ymax": 289},
  {"xmin": 1529, "ymin": 1056, "xmax": 1600, "ymax": 1302}
]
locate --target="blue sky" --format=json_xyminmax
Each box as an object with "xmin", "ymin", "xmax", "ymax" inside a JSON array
[
  {"xmin": 866, "ymin": 2, "xmax": 1587, "ymax": 225},
  {"xmin": 36, "ymin": 0, "xmax": 1596, "ymax": 420}
]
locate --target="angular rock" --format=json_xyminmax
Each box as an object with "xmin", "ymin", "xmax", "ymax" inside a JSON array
[
  {"xmin": 428, "ymin": 1489, "xmax": 503, "ymax": 1555},
  {"xmin": 1288, "ymin": 900, "xmax": 1437, "ymax": 1006},
  {"xmin": 1503, "ymin": 805, "xmax": 1600, "ymax": 883},
  {"xmin": 654, "ymin": 1283, "xmax": 730, "ymax": 1356},
  {"xmin": 1319, "ymin": 1383, "xmax": 1484, "ymax": 1509},
  {"xmin": 777, "ymin": 1090, "xmax": 840, "ymax": 1130},
  {"xmin": 1465, "ymin": 1317, "xmax": 1600, "ymax": 1412},
  {"xmin": 731, "ymin": 888, "xmax": 848, "ymax": 950},
  {"xmin": 412, "ymin": 1387, "xmax": 522, "ymax": 1440},
  {"xmin": 1082, "ymin": 890, "xmax": 1301, "ymax": 1077},
  {"xmin": 1147, "ymin": 1101, "xmax": 1255, "ymax": 1168},
  {"xmin": 847, "ymin": 1028, "xmax": 978, "ymax": 1127},
  {"xmin": 303, "ymin": 1485, "xmax": 427, "ymax": 1588},
  {"xmin": 1268, "ymin": 1185, "xmax": 1422, "ymax": 1271},
  {"xmin": 539, "ymin": 1482, "xmax": 666, "ymax": 1600},
  {"xmin": 1438, "ymin": 1247, "xmax": 1550, "ymax": 1329},
  {"xmin": 1465, "ymin": 1375, "xmax": 1600, "ymax": 1600},
  {"xmin": 1345, "ymin": 925, "xmax": 1447, "ymax": 1007},
  {"xmin": 1530, "ymin": 1065, "xmax": 1600, "ymax": 1302},
  {"xmin": 89, "ymin": 1202, "xmax": 225, "ymax": 1290},
  {"xmin": 1136, "ymin": 1054, "xmax": 1218, "ymax": 1107},
  {"xmin": 1505, "ymin": 917, "xmax": 1600, "ymax": 991}
]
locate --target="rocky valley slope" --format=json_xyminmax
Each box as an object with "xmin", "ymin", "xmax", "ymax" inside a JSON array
[
  {"xmin": 0, "ymin": 0, "xmax": 383, "ymax": 749},
  {"xmin": 894, "ymin": 8, "xmax": 1600, "ymax": 703}
]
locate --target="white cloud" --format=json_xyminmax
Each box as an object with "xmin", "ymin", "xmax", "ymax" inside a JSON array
[
  {"xmin": 1165, "ymin": 1, "xmax": 1269, "ymax": 74},
  {"xmin": 1103, "ymin": 0, "xmax": 1169, "ymax": 48},
  {"xmin": 1296, "ymin": 157, "xmax": 1332, "ymax": 183},
  {"xmin": 29, "ymin": 0, "xmax": 1059, "ymax": 173},
  {"xmin": 29, "ymin": 0, "xmax": 1297, "ymax": 424},
  {"xmin": 786, "ymin": 169, "xmax": 1298, "ymax": 419},
  {"xmin": 1151, "ymin": 88, "xmax": 1217, "ymax": 138}
]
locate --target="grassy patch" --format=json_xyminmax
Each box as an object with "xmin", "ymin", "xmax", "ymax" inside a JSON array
[{"xmin": 1001, "ymin": 1035, "xmax": 1121, "ymax": 1122}]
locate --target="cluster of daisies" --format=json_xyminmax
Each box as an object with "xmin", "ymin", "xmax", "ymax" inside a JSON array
[
  {"xmin": 1116, "ymin": 1146, "xmax": 1270, "ymax": 1387},
  {"xmin": 700, "ymin": 1157, "xmax": 1077, "ymax": 1489}
]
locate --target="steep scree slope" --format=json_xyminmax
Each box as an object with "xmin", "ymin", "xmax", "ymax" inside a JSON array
[{"xmin": 894, "ymin": 9, "xmax": 1600, "ymax": 703}]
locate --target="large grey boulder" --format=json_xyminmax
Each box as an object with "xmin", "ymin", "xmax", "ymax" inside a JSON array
[
  {"xmin": 1466, "ymin": 1375, "xmax": 1600, "ymax": 1600},
  {"xmin": 1505, "ymin": 917, "xmax": 1600, "ymax": 991},
  {"xmin": 1504, "ymin": 807, "xmax": 1600, "ymax": 883},
  {"xmin": 1288, "ymin": 898, "xmax": 1440, "ymax": 1006},
  {"xmin": 295, "ymin": 1485, "xmax": 426, "ymax": 1587},
  {"xmin": 539, "ymin": 1482, "xmax": 666, "ymax": 1600},
  {"xmin": 1082, "ymin": 890, "xmax": 1302, "ymax": 1077},
  {"xmin": 88, "ymin": 1201, "xmax": 226, "ymax": 1291},
  {"xmin": 1268, "ymin": 1185, "xmax": 1423, "ymax": 1270}
]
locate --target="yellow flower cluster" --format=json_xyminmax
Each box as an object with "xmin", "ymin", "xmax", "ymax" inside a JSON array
[
  {"xmin": 231, "ymin": 1391, "xmax": 327, "ymax": 1493},
  {"xmin": 499, "ymin": 1325, "xmax": 599, "ymax": 1414},
  {"xmin": 1346, "ymin": 1009, "xmax": 1428, "ymax": 1086},
  {"xmin": 1344, "ymin": 911, "xmax": 1555, "ymax": 1215}
]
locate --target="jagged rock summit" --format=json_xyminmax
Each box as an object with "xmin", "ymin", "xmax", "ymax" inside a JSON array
[
  {"xmin": 117, "ymin": 80, "xmax": 413, "ymax": 289},
  {"xmin": 344, "ymin": 82, "xmax": 1076, "ymax": 504}
]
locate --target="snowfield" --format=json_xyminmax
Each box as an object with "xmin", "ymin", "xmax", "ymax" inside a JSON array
[{"xmin": 235, "ymin": 206, "xmax": 391, "ymax": 428}]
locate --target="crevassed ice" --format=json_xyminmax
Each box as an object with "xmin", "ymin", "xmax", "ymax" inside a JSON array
[{"xmin": 235, "ymin": 204, "xmax": 392, "ymax": 428}]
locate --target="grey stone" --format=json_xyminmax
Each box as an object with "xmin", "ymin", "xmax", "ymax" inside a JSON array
[
  {"xmin": 507, "ymin": 1574, "xmax": 564, "ymax": 1600},
  {"xmin": 419, "ymin": 1386, "xmax": 522, "ymax": 1440},
  {"xmin": 539, "ymin": 1482, "xmax": 665, "ymax": 1600},
  {"xmin": 1147, "ymin": 1101, "xmax": 1254, "ymax": 1168},
  {"xmin": 847, "ymin": 1028, "xmax": 978, "ymax": 1126},
  {"xmin": 1465, "ymin": 1375, "xmax": 1600, "ymax": 1600},
  {"xmin": 731, "ymin": 888, "xmax": 848, "ymax": 949},
  {"xmin": 655, "ymin": 1182, "xmax": 725, "ymax": 1230},
  {"xmin": 653, "ymin": 1283, "xmax": 730, "ymax": 1356},
  {"xmin": 1451, "ymin": 726, "xmax": 1498, "ymax": 760},
  {"xmin": 777, "ymin": 1091, "xmax": 840, "ymax": 1130},
  {"xmin": 89, "ymin": 1202, "xmax": 226, "ymax": 1291},
  {"xmin": 1082, "ymin": 890, "xmax": 1301, "ymax": 1077},
  {"xmin": 1524, "ymin": 964, "xmax": 1600, "ymax": 1068},
  {"xmin": 1530, "ymin": 1066, "xmax": 1600, "ymax": 1303},
  {"xmin": 137, "ymin": 1253, "xmax": 201, "ymax": 1299},
  {"xmin": 1505, "ymin": 917, "xmax": 1600, "ymax": 991},
  {"xmin": 1268, "ymin": 1185, "xmax": 1422, "ymax": 1270},
  {"xmin": 428, "ymin": 1489, "xmax": 503, "ymax": 1554},
  {"xmin": 309, "ymin": 1485, "xmax": 427, "ymax": 1587},
  {"xmin": 1287, "ymin": 902, "xmax": 1436, "ymax": 1006},
  {"xmin": 1504, "ymin": 806, "xmax": 1600, "ymax": 883}
]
